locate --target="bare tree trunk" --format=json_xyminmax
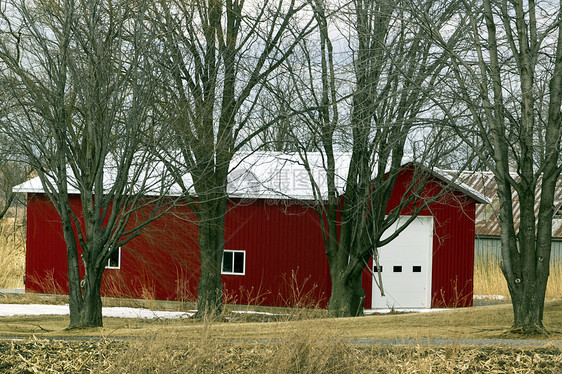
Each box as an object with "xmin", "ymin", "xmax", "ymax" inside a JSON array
[
  {"xmin": 196, "ymin": 197, "xmax": 227, "ymax": 316},
  {"xmin": 152, "ymin": 0, "xmax": 314, "ymax": 317},
  {"xmin": 416, "ymin": 0, "xmax": 562, "ymax": 334},
  {"xmin": 327, "ymin": 253, "xmax": 366, "ymax": 317},
  {"xmin": 286, "ymin": 0, "xmax": 454, "ymax": 317},
  {"xmin": 0, "ymin": 0, "xmax": 173, "ymax": 329},
  {"xmin": 73, "ymin": 271, "xmax": 104, "ymax": 328}
]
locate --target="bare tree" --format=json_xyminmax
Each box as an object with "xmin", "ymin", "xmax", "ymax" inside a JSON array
[
  {"xmin": 276, "ymin": 0, "xmax": 468, "ymax": 316},
  {"xmin": 0, "ymin": 0, "xmax": 173, "ymax": 328},
  {"xmin": 0, "ymin": 89, "xmax": 31, "ymax": 220},
  {"xmin": 416, "ymin": 0, "xmax": 562, "ymax": 333},
  {"xmin": 149, "ymin": 0, "xmax": 314, "ymax": 316}
]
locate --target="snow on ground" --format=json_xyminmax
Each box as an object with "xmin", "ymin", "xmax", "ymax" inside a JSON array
[
  {"xmin": 0, "ymin": 304, "xmax": 194, "ymax": 319},
  {"xmin": 473, "ymin": 295, "xmax": 507, "ymax": 300},
  {"xmin": 0, "ymin": 288, "xmax": 493, "ymax": 318},
  {"xmin": 231, "ymin": 310, "xmax": 279, "ymax": 316},
  {"xmin": 0, "ymin": 304, "xmax": 451, "ymax": 319},
  {"xmin": 364, "ymin": 308, "xmax": 450, "ymax": 315}
]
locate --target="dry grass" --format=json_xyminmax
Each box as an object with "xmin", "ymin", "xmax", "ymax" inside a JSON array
[
  {"xmin": 0, "ymin": 217, "xmax": 25, "ymax": 289},
  {"xmin": 474, "ymin": 255, "xmax": 562, "ymax": 299},
  {"xmin": 0, "ymin": 297, "xmax": 561, "ymax": 341},
  {"xmin": 473, "ymin": 256, "xmax": 510, "ymax": 297},
  {"xmin": 0, "ymin": 329, "xmax": 561, "ymax": 373},
  {"xmin": 3, "ymin": 213, "xmax": 562, "ymax": 371},
  {"xmin": 0, "ymin": 294, "xmax": 561, "ymax": 372},
  {"xmin": 93, "ymin": 335, "xmax": 562, "ymax": 373}
]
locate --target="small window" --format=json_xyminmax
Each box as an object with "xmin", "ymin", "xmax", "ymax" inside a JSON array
[
  {"xmin": 222, "ymin": 250, "xmax": 245, "ymax": 275},
  {"xmin": 373, "ymin": 265, "xmax": 383, "ymax": 273},
  {"xmin": 393, "ymin": 265, "xmax": 402, "ymax": 273},
  {"xmin": 413, "ymin": 266, "xmax": 422, "ymax": 273},
  {"xmin": 106, "ymin": 248, "xmax": 121, "ymax": 270}
]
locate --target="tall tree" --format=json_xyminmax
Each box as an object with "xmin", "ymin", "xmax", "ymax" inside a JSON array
[
  {"xmin": 0, "ymin": 0, "xmax": 172, "ymax": 328},
  {"xmin": 280, "ymin": 0, "xmax": 466, "ymax": 316},
  {"xmin": 150, "ymin": 0, "xmax": 314, "ymax": 316},
  {"xmin": 417, "ymin": 0, "xmax": 562, "ymax": 333},
  {"xmin": 0, "ymin": 88, "xmax": 31, "ymax": 220}
]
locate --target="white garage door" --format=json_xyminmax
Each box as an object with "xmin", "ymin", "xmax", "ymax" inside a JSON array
[{"xmin": 371, "ymin": 216, "xmax": 433, "ymax": 309}]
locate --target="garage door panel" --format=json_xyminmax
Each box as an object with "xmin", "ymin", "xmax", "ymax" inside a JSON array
[{"xmin": 372, "ymin": 216, "xmax": 433, "ymax": 308}]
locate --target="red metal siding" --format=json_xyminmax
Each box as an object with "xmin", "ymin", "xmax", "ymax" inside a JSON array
[
  {"xmin": 25, "ymin": 194, "xmax": 202, "ymax": 301},
  {"xmin": 223, "ymin": 200, "xmax": 330, "ymax": 307},
  {"xmin": 430, "ymin": 200, "xmax": 475, "ymax": 307},
  {"xmin": 361, "ymin": 167, "xmax": 476, "ymax": 308},
  {"xmin": 25, "ymin": 164, "xmax": 476, "ymax": 309},
  {"xmin": 108, "ymin": 204, "xmax": 200, "ymax": 301},
  {"xmin": 26, "ymin": 194, "xmax": 70, "ymax": 294},
  {"xmin": 25, "ymin": 195, "xmax": 329, "ymax": 307}
]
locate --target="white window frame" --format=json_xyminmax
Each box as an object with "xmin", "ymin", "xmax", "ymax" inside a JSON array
[
  {"xmin": 221, "ymin": 250, "xmax": 245, "ymax": 275},
  {"xmin": 106, "ymin": 247, "xmax": 121, "ymax": 270}
]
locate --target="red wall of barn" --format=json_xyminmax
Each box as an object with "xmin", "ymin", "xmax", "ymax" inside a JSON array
[
  {"xmin": 25, "ymin": 194, "xmax": 330, "ymax": 307},
  {"xmin": 25, "ymin": 194, "xmax": 202, "ymax": 300},
  {"xmin": 222, "ymin": 201, "xmax": 330, "ymax": 307},
  {"xmin": 25, "ymin": 194, "xmax": 71, "ymax": 294},
  {"xmin": 361, "ymin": 166, "xmax": 475, "ymax": 308},
  {"xmin": 25, "ymin": 165, "xmax": 476, "ymax": 309}
]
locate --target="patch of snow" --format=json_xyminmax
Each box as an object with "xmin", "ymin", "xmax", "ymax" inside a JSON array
[
  {"xmin": 0, "ymin": 289, "xmax": 25, "ymax": 294},
  {"xmin": 364, "ymin": 308, "xmax": 450, "ymax": 315},
  {"xmin": 0, "ymin": 304, "xmax": 453, "ymax": 319},
  {"xmin": 0, "ymin": 304, "xmax": 194, "ymax": 319},
  {"xmin": 231, "ymin": 310, "xmax": 279, "ymax": 316},
  {"xmin": 101, "ymin": 307, "xmax": 193, "ymax": 319},
  {"xmin": 473, "ymin": 295, "xmax": 507, "ymax": 300},
  {"xmin": 0, "ymin": 304, "xmax": 70, "ymax": 317}
]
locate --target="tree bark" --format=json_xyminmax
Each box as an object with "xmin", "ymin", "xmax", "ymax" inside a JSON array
[
  {"xmin": 425, "ymin": 0, "xmax": 562, "ymax": 334},
  {"xmin": 71, "ymin": 272, "xmax": 104, "ymax": 329},
  {"xmin": 195, "ymin": 196, "xmax": 227, "ymax": 317},
  {"xmin": 327, "ymin": 263, "xmax": 365, "ymax": 317}
]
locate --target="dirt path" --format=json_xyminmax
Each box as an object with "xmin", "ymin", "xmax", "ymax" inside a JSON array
[{"xmin": 346, "ymin": 337, "xmax": 562, "ymax": 347}]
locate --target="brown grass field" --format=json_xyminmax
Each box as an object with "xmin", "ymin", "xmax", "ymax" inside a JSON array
[
  {"xmin": 1, "ymin": 220, "xmax": 562, "ymax": 372},
  {"xmin": 0, "ymin": 299, "xmax": 560, "ymax": 373},
  {"xmin": 0, "ymin": 294, "xmax": 561, "ymax": 373},
  {"xmin": 0, "ymin": 217, "xmax": 25, "ymax": 290},
  {"xmin": 473, "ymin": 255, "xmax": 562, "ymax": 299}
]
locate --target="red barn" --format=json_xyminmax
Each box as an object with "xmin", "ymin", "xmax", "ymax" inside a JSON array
[{"xmin": 15, "ymin": 153, "xmax": 488, "ymax": 309}]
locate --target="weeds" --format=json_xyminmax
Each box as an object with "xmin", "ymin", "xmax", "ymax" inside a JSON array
[
  {"xmin": 474, "ymin": 254, "xmax": 562, "ymax": 299},
  {"xmin": 0, "ymin": 217, "xmax": 25, "ymax": 289},
  {"xmin": 0, "ymin": 338, "xmax": 561, "ymax": 373}
]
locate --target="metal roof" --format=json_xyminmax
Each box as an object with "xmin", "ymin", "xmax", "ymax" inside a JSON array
[
  {"xmin": 455, "ymin": 171, "xmax": 562, "ymax": 238},
  {"xmin": 13, "ymin": 152, "xmax": 489, "ymax": 203}
]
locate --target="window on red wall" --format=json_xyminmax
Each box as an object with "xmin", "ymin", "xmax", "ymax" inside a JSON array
[
  {"xmin": 222, "ymin": 250, "xmax": 245, "ymax": 275},
  {"xmin": 106, "ymin": 248, "xmax": 121, "ymax": 270}
]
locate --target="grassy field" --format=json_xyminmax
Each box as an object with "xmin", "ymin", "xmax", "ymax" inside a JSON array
[
  {"xmin": 0, "ymin": 295, "xmax": 561, "ymax": 373},
  {"xmin": 473, "ymin": 255, "xmax": 562, "ymax": 299},
  {"xmin": 2, "ymin": 221, "xmax": 562, "ymax": 372},
  {"xmin": 0, "ymin": 217, "xmax": 25, "ymax": 289},
  {"xmin": 1, "ymin": 294, "xmax": 562, "ymax": 341}
]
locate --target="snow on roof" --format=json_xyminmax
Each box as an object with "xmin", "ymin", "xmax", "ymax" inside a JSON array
[
  {"xmin": 13, "ymin": 152, "xmax": 489, "ymax": 203},
  {"xmin": 13, "ymin": 160, "xmax": 169, "ymax": 196},
  {"xmin": 223, "ymin": 152, "xmax": 352, "ymax": 200}
]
